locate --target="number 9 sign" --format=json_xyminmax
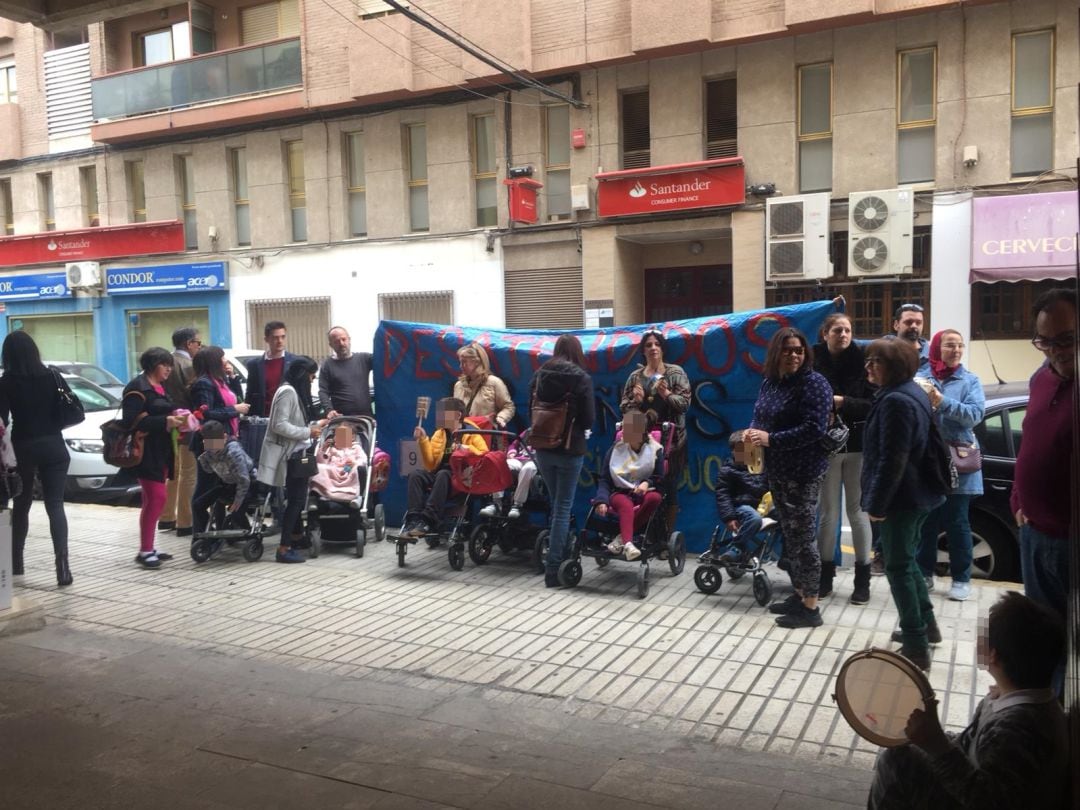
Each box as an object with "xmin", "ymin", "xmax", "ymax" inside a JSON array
[{"xmin": 399, "ymin": 439, "xmax": 422, "ymax": 476}]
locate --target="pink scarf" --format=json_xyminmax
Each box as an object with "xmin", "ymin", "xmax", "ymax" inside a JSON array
[{"xmin": 215, "ymin": 379, "xmax": 239, "ymax": 435}]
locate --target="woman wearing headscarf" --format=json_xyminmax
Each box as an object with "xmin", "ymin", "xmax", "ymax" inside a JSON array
[
  {"xmin": 914, "ymin": 330, "xmax": 985, "ymax": 602},
  {"xmin": 453, "ymin": 342, "xmax": 515, "ymax": 429}
]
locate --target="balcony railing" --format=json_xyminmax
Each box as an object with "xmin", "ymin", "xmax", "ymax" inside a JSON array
[{"xmin": 92, "ymin": 37, "xmax": 302, "ymax": 121}]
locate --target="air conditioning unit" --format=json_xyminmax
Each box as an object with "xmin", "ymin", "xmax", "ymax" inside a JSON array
[
  {"xmin": 765, "ymin": 192, "xmax": 832, "ymax": 282},
  {"xmin": 65, "ymin": 262, "xmax": 102, "ymax": 290},
  {"xmin": 847, "ymin": 188, "xmax": 914, "ymax": 278}
]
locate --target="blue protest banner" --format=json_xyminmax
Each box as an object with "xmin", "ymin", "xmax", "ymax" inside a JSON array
[{"xmin": 372, "ymin": 299, "xmax": 838, "ymax": 550}]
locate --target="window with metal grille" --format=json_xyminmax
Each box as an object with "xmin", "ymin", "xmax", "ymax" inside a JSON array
[
  {"xmin": 898, "ymin": 48, "xmax": 936, "ymax": 184},
  {"xmin": 473, "ymin": 114, "xmax": 497, "ymax": 227},
  {"xmin": 38, "ymin": 173, "xmax": 55, "ymax": 231},
  {"xmin": 231, "ymin": 148, "xmax": 250, "ymax": 246},
  {"xmin": 178, "ymin": 155, "xmax": 197, "ymax": 250},
  {"xmin": 406, "ymin": 124, "xmax": 428, "ymax": 232},
  {"xmin": 505, "ymin": 267, "xmax": 583, "ymax": 329},
  {"xmin": 705, "ymin": 78, "xmax": 737, "ymax": 159},
  {"xmin": 621, "ymin": 90, "xmax": 650, "ymax": 169},
  {"xmin": 285, "ymin": 139, "xmax": 306, "ymax": 242},
  {"xmin": 767, "ymin": 281, "xmax": 931, "ymax": 339},
  {"xmin": 544, "ymin": 104, "xmax": 571, "ymax": 220},
  {"xmin": 80, "ymin": 166, "xmax": 99, "ymax": 227},
  {"xmin": 246, "ymin": 297, "xmax": 330, "ymax": 360},
  {"xmin": 345, "ymin": 132, "xmax": 367, "ymax": 237},
  {"xmin": 379, "ymin": 291, "xmax": 453, "ymax": 324},
  {"xmin": 971, "ymin": 279, "xmax": 1070, "ymax": 339},
  {"xmin": 127, "ymin": 160, "xmax": 146, "ymax": 223},
  {"xmin": 1011, "ymin": 30, "xmax": 1054, "ymax": 178},
  {"xmin": 798, "ymin": 63, "xmax": 832, "ymax": 193},
  {"xmin": 0, "ymin": 179, "xmax": 12, "ymax": 236}
]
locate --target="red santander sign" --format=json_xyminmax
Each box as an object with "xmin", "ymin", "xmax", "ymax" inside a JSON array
[
  {"xmin": 596, "ymin": 158, "xmax": 745, "ymax": 218},
  {"xmin": 0, "ymin": 221, "xmax": 185, "ymax": 267}
]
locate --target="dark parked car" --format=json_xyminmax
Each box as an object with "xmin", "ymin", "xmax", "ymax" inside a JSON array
[{"xmin": 926, "ymin": 382, "xmax": 1027, "ymax": 582}]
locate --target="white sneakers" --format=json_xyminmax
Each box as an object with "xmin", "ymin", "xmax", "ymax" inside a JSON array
[
  {"xmin": 948, "ymin": 581, "xmax": 972, "ymax": 601},
  {"xmin": 623, "ymin": 542, "xmax": 641, "ymax": 561},
  {"xmin": 605, "ymin": 537, "xmax": 641, "ymax": 560},
  {"xmin": 507, "ymin": 506, "xmax": 521, "ymax": 520},
  {"xmin": 606, "ymin": 537, "xmax": 624, "ymax": 555},
  {"xmin": 479, "ymin": 503, "xmax": 498, "ymax": 517}
]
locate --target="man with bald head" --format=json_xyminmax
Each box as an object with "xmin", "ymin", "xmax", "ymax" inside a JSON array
[{"xmin": 319, "ymin": 326, "xmax": 373, "ymax": 417}]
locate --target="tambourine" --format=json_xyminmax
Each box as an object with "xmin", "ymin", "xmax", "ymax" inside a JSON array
[{"xmin": 833, "ymin": 648, "xmax": 935, "ymax": 747}]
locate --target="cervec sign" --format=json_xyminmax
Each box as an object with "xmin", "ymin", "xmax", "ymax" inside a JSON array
[{"xmin": 105, "ymin": 261, "xmax": 228, "ymax": 295}]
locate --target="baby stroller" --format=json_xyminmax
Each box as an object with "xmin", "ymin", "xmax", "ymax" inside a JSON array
[
  {"xmin": 190, "ymin": 483, "xmax": 273, "ymax": 564},
  {"xmin": 694, "ymin": 492, "xmax": 784, "ymax": 606},
  {"xmin": 562, "ymin": 422, "xmax": 687, "ymax": 599},
  {"xmin": 304, "ymin": 414, "xmax": 384, "ymax": 558}
]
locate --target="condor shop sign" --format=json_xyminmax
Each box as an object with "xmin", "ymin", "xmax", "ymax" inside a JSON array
[
  {"xmin": 0, "ymin": 222, "xmax": 185, "ymax": 267},
  {"xmin": 595, "ymin": 158, "xmax": 745, "ymax": 218}
]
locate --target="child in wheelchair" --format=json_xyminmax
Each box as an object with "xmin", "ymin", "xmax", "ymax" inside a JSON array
[
  {"xmin": 592, "ymin": 410, "xmax": 665, "ymax": 561},
  {"xmin": 403, "ymin": 397, "xmax": 487, "ymax": 539},
  {"xmin": 711, "ymin": 429, "xmax": 770, "ymax": 564},
  {"xmin": 195, "ymin": 419, "xmax": 256, "ymax": 529}
]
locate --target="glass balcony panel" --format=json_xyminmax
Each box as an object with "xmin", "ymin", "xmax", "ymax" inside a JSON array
[{"xmin": 92, "ymin": 38, "xmax": 302, "ymax": 121}]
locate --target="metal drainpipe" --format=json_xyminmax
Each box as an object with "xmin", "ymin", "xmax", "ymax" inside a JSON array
[{"xmin": 503, "ymin": 92, "xmax": 513, "ymax": 232}]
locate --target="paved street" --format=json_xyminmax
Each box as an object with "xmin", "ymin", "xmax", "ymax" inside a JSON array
[{"xmin": 2, "ymin": 501, "xmax": 1004, "ymax": 808}]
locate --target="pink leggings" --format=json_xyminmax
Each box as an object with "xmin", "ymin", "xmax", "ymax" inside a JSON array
[
  {"xmin": 139, "ymin": 478, "xmax": 168, "ymax": 553},
  {"xmin": 608, "ymin": 490, "xmax": 662, "ymax": 542}
]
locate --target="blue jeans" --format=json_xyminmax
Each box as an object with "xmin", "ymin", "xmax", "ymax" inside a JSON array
[
  {"xmin": 727, "ymin": 505, "xmax": 762, "ymax": 552},
  {"xmin": 917, "ymin": 493, "xmax": 974, "ymax": 582},
  {"xmin": 1020, "ymin": 523, "xmax": 1068, "ymax": 697},
  {"xmin": 533, "ymin": 450, "xmax": 584, "ymax": 573}
]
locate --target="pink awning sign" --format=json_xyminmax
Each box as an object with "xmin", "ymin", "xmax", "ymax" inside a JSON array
[{"xmin": 970, "ymin": 191, "xmax": 1078, "ymax": 282}]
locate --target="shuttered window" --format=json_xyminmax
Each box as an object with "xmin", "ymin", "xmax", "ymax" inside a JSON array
[
  {"xmin": 705, "ymin": 78, "xmax": 737, "ymax": 159},
  {"xmin": 240, "ymin": 0, "xmax": 298, "ymax": 45},
  {"xmin": 44, "ymin": 42, "xmax": 91, "ymax": 138},
  {"xmin": 379, "ymin": 291, "xmax": 454, "ymax": 324},
  {"xmin": 246, "ymin": 297, "xmax": 330, "ymax": 359},
  {"xmin": 621, "ymin": 90, "xmax": 650, "ymax": 169},
  {"xmin": 505, "ymin": 266, "xmax": 583, "ymax": 329}
]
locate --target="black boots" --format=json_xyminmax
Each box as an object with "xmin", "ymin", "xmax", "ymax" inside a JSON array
[
  {"xmin": 851, "ymin": 562, "xmax": 872, "ymax": 605},
  {"xmin": 819, "ymin": 561, "xmax": 836, "ymax": 598},
  {"xmin": 55, "ymin": 554, "xmax": 73, "ymax": 586},
  {"xmin": 12, "ymin": 546, "xmax": 24, "ymax": 576}
]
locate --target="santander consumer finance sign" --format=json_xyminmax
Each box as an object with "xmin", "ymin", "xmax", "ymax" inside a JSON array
[{"xmin": 595, "ymin": 157, "xmax": 745, "ymax": 218}]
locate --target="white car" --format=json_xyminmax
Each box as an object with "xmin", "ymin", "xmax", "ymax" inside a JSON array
[
  {"xmin": 46, "ymin": 361, "xmax": 126, "ymax": 398},
  {"xmin": 62, "ymin": 375, "xmax": 140, "ymax": 501}
]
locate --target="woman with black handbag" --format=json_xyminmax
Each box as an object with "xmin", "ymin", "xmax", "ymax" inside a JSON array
[
  {"xmin": 257, "ymin": 356, "xmax": 325, "ymax": 563},
  {"xmin": 0, "ymin": 331, "xmax": 82, "ymax": 586},
  {"xmin": 813, "ymin": 313, "xmax": 876, "ymax": 604},
  {"xmin": 123, "ymin": 347, "xmax": 188, "ymax": 570}
]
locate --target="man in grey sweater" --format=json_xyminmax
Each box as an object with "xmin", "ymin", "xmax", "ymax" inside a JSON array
[{"xmin": 319, "ymin": 326, "xmax": 373, "ymax": 417}]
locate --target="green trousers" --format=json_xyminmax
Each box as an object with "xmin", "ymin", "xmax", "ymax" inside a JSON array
[{"xmin": 881, "ymin": 509, "xmax": 935, "ymax": 651}]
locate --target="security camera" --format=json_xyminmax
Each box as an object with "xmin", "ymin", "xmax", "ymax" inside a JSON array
[{"xmin": 962, "ymin": 145, "xmax": 978, "ymax": 168}]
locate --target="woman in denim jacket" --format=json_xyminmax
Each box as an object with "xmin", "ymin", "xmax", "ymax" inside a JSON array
[{"xmin": 914, "ymin": 330, "xmax": 985, "ymax": 602}]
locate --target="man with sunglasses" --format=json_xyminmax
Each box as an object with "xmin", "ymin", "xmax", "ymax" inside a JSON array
[
  {"xmin": 1010, "ymin": 288, "xmax": 1075, "ymax": 668},
  {"xmin": 887, "ymin": 303, "xmax": 930, "ymax": 365}
]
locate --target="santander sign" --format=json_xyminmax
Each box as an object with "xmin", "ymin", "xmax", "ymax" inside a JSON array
[{"xmin": 596, "ymin": 158, "xmax": 745, "ymax": 218}]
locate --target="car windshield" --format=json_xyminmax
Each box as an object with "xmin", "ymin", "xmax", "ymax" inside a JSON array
[
  {"xmin": 67, "ymin": 377, "xmax": 119, "ymax": 413},
  {"xmin": 66, "ymin": 363, "xmax": 123, "ymax": 387}
]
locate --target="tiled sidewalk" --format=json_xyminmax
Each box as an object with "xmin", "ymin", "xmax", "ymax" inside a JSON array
[{"xmin": 15, "ymin": 502, "xmax": 999, "ymax": 771}]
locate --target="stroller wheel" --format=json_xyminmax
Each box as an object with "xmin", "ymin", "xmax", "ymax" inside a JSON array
[
  {"xmin": 397, "ymin": 540, "xmax": 407, "ymax": 567},
  {"xmin": 309, "ymin": 531, "xmax": 321, "ymax": 559},
  {"xmin": 355, "ymin": 533, "xmax": 365, "ymax": 558},
  {"xmin": 242, "ymin": 539, "xmax": 264, "ymax": 562},
  {"xmin": 468, "ymin": 524, "xmax": 493, "ymax": 566},
  {"xmin": 694, "ymin": 565, "xmax": 723, "ymax": 594},
  {"xmin": 557, "ymin": 558, "xmax": 582, "ymax": 588},
  {"xmin": 753, "ymin": 572, "xmax": 773, "ymax": 606},
  {"xmin": 448, "ymin": 543, "xmax": 465, "ymax": 571},
  {"xmin": 595, "ymin": 555, "xmax": 609, "ymax": 568},
  {"xmin": 532, "ymin": 530, "xmax": 550, "ymax": 575},
  {"xmin": 727, "ymin": 565, "xmax": 746, "ymax": 581},
  {"xmin": 425, "ymin": 536, "xmax": 441, "ymax": 549},
  {"xmin": 667, "ymin": 531, "xmax": 686, "ymax": 576},
  {"xmin": 190, "ymin": 538, "xmax": 213, "ymax": 564},
  {"xmin": 373, "ymin": 503, "xmax": 385, "ymax": 543},
  {"xmin": 636, "ymin": 564, "xmax": 651, "ymax": 599}
]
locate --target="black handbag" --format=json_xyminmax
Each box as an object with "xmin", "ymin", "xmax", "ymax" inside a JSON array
[
  {"xmin": 52, "ymin": 369, "xmax": 86, "ymax": 428},
  {"xmin": 286, "ymin": 446, "xmax": 317, "ymax": 480},
  {"xmin": 820, "ymin": 410, "xmax": 850, "ymax": 456}
]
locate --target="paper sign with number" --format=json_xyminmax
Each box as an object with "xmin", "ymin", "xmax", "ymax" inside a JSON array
[{"xmin": 398, "ymin": 439, "xmax": 423, "ymax": 477}]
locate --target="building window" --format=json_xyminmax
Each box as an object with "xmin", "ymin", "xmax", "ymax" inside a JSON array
[
  {"xmin": 473, "ymin": 114, "xmax": 497, "ymax": 227},
  {"xmin": 47, "ymin": 28, "xmax": 87, "ymax": 51},
  {"xmin": 621, "ymin": 90, "xmax": 650, "ymax": 169},
  {"xmin": 286, "ymin": 140, "xmax": 306, "ymax": 242},
  {"xmin": 406, "ymin": 124, "xmax": 428, "ymax": 232},
  {"xmin": 378, "ymin": 290, "xmax": 453, "ymax": 324},
  {"xmin": 178, "ymin": 155, "xmax": 197, "ymax": 250},
  {"xmin": 897, "ymin": 48, "xmax": 936, "ymax": 184},
  {"xmin": 0, "ymin": 178, "xmax": 13, "ymax": 236},
  {"xmin": 971, "ymin": 280, "xmax": 1068, "ymax": 339},
  {"xmin": 544, "ymin": 104, "xmax": 571, "ymax": 220},
  {"xmin": 38, "ymin": 173, "xmax": 55, "ymax": 231},
  {"xmin": 240, "ymin": 0, "xmax": 300, "ymax": 45},
  {"xmin": 0, "ymin": 61, "xmax": 16, "ymax": 104},
  {"xmin": 127, "ymin": 160, "xmax": 146, "ymax": 223},
  {"xmin": 231, "ymin": 148, "xmax": 250, "ymax": 246},
  {"xmin": 355, "ymin": 0, "xmax": 408, "ymax": 19},
  {"xmin": 1011, "ymin": 30, "xmax": 1054, "ymax": 178},
  {"xmin": 80, "ymin": 166, "xmax": 99, "ymax": 227},
  {"xmin": 345, "ymin": 132, "xmax": 367, "ymax": 238},
  {"xmin": 798, "ymin": 63, "xmax": 832, "ymax": 192},
  {"xmin": 705, "ymin": 78, "xmax": 737, "ymax": 158}
]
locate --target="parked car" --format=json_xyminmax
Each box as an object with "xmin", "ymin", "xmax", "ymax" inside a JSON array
[
  {"xmin": 45, "ymin": 361, "xmax": 125, "ymax": 397},
  {"xmin": 925, "ymin": 382, "xmax": 1028, "ymax": 582},
  {"xmin": 61, "ymin": 374, "xmax": 140, "ymax": 501}
]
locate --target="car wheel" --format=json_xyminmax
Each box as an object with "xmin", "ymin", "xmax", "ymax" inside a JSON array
[{"xmin": 970, "ymin": 511, "xmax": 1020, "ymax": 582}]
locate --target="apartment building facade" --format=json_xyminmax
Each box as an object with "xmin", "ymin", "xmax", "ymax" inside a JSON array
[{"xmin": 0, "ymin": 0, "xmax": 1075, "ymax": 380}]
